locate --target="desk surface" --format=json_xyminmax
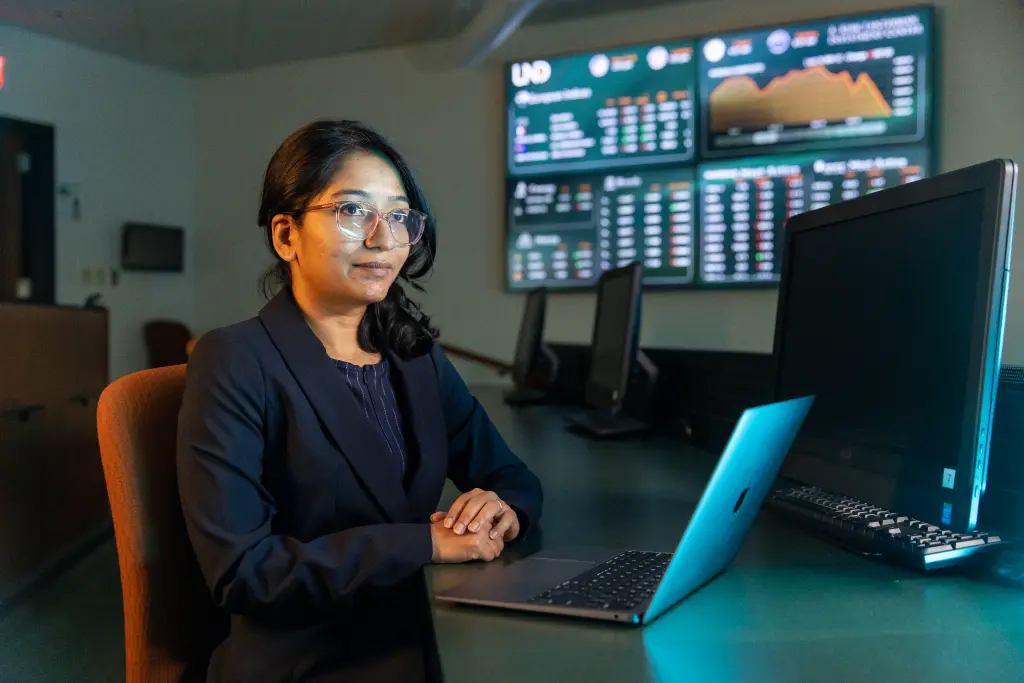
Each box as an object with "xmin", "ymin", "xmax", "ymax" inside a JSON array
[{"xmin": 428, "ymin": 387, "xmax": 1024, "ymax": 683}]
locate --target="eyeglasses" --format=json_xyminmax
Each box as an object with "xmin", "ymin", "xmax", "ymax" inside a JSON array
[{"xmin": 298, "ymin": 200, "xmax": 427, "ymax": 246}]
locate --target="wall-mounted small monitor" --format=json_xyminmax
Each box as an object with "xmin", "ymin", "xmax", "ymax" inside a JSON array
[{"xmin": 121, "ymin": 223, "xmax": 184, "ymax": 272}]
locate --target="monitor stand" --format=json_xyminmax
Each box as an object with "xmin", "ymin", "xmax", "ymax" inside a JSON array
[
  {"xmin": 565, "ymin": 351, "xmax": 659, "ymax": 438},
  {"xmin": 503, "ymin": 386, "xmax": 548, "ymax": 405},
  {"xmin": 565, "ymin": 409, "xmax": 651, "ymax": 438}
]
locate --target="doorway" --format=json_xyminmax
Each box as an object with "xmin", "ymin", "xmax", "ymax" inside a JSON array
[{"xmin": 0, "ymin": 116, "xmax": 55, "ymax": 304}]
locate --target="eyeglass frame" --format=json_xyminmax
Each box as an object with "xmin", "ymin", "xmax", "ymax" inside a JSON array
[{"xmin": 288, "ymin": 200, "xmax": 427, "ymax": 246}]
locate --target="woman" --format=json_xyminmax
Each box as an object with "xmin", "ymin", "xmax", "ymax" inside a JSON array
[{"xmin": 177, "ymin": 120, "xmax": 543, "ymax": 683}]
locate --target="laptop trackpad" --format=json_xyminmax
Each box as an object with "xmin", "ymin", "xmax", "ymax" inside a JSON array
[{"xmin": 441, "ymin": 557, "xmax": 596, "ymax": 603}]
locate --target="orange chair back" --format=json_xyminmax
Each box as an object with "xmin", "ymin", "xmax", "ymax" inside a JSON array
[{"xmin": 96, "ymin": 365, "xmax": 224, "ymax": 683}]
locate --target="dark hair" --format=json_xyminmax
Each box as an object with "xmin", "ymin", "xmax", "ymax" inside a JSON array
[{"xmin": 257, "ymin": 120, "xmax": 439, "ymax": 358}]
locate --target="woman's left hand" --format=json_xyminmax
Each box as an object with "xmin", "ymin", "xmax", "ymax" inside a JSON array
[{"xmin": 431, "ymin": 488, "xmax": 521, "ymax": 541}]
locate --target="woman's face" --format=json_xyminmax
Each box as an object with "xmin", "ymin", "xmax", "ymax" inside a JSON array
[{"xmin": 274, "ymin": 151, "xmax": 412, "ymax": 306}]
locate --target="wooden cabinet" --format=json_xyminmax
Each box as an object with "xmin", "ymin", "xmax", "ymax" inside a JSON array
[
  {"xmin": 41, "ymin": 398, "xmax": 110, "ymax": 554},
  {"xmin": 0, "ymin": 408, "xmax": 45, "ymax": 590},
  {"xmin": 0, "ymin": 303, "xmax": 109, "ymax": 608}
]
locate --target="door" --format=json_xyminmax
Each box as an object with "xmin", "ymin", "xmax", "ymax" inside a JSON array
[
  {"xmin": 0, "ymin": 132, "xmax": 22, "ymax": 300},
  {"xmin": 0, "ymin": 116, "xmax": 55, "ymax": 304}
]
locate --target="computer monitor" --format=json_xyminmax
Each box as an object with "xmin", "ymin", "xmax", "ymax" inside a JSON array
[
  {"xmin": 585, "ymin": 263, "xmax": 643, "ymax": 414},
  {"xmin": 504, "ymin": 288, "xmax": 558, "ymax": 405},
  {"xmin": 566, "ymin": 262, "xmax": 657, "ymax": 438},
  {"xmin": 512, "ymin": 288, "xmax": 547, "ymax": 386},
  {"xmin": 773, "ymin": 159, "xmax": 1017, "ymax": 532},
  {"xmin": 121, "ymin": 223, "xmax": 184, "ymax": 272}
]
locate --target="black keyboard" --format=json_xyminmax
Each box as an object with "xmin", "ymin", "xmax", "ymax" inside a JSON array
[
  {"xmin": 768, "ymin": 485, "xmax": 1007, "ymax": 570},
  {"xmin": 529, "ymin": 550, "xmax": 672, "ymax": 612}
]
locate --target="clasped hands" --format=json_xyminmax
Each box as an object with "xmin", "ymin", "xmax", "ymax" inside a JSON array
[{"xmin": 429, "ymin": 488, "xmax": 520, "ymax": 564}]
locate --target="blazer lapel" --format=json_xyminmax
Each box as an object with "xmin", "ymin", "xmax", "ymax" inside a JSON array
[
  {"xmin": 387, "ymin": 349, "xmax": 449, "ymax": 521},
  {"xmin": 258, "ymin": 291, "xmax": 410, "ymax": 522}
]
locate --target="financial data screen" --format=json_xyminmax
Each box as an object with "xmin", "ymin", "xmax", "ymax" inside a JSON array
[
  {"xmin": 698, "ymin": 147, "xmax": 928, "ymax": 284},
  {"xmin": 507, "ymin": 41, "xmax": 697, "ymax": 175},
  {"xmin": 699, "ymin": 9, "xmax": 932, "ymax": 156},
  {"xmin": 507, "ymin": 167, "xmax": 697, "ymax": 289},
  {"xmin": 503, "ymin": 8, "xmax": 935, "ymax": 291}
]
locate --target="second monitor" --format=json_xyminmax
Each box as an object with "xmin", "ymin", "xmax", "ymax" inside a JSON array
[
  {"xmin": 504, "ymin": 287, "xmax": 559, "ymax": 405},
  {"xmin": 565, "ymin": 262, "xmax": 658, "ymax": 438}
]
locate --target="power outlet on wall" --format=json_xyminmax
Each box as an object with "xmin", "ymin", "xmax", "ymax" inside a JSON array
[{"xmin": 81, "ymin": 267, "xmax": 113, "ymax": 287}]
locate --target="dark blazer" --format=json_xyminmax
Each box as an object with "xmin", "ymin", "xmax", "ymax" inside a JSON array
[{"xmin": 177, "ymin": 290, "xmax": 543, "ymax": 683}]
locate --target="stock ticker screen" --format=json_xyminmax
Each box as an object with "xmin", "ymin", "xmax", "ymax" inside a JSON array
[
  {"xmin": 506, "ymin": 41, "xmax": 697, "ymax": 176},
  {"xmin": 698, "ymin": 147, "xmax": 929, "ymax": 284},
  {"xmin": 504, "ymin": 8, "xmax": 935, "ymax": 291},
  {"xmin": 699, "ymin": 9, "xmax": 933, "ymax": 156},
  {"xmin": 507, "ymin": 168, "xmax": 696, "ymax": 289}
]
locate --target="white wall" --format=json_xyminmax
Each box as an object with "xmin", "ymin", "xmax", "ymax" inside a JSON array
[
  {"xmin": 0, "ymin": 27, "xmax": 195, "ymax": 380},
  {"xmin": 193, "ymin": 0, "xmax": 1024, "ymax": 382}
]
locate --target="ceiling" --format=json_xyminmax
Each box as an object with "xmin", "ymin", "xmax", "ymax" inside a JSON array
[{"xmin": 0, "ymin": 0, "xmax": 686, "ymax": 75}]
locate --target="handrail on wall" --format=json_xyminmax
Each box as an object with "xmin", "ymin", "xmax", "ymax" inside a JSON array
[{"xmin": 439, "ymin": 342, "xmax": 513, "ymax": 376}]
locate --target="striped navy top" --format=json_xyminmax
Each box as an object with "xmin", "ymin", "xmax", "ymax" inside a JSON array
[{"xmin": 336, "ymin": 359, "xmax": 408, "ymax": 478}]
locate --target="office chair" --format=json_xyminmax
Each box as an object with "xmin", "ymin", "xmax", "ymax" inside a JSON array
[
  {"xmin": 143, "ymin": 320, "xmax": 192, "ymax": 368},
  {"xmin": 96, "ymin": 365, "xmax": 224, "ymax": 683}
]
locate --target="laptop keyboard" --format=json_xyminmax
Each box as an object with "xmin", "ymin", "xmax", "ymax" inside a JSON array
[{"xmin": 529, "ymin": 550, "xmax": 672, "ymax": 612}]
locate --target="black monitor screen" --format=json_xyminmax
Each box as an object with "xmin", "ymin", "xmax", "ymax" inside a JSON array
[
  {"xmin": 513, "ymin": 289, "xmax": 546, "ymax": 385},
  {"xmin": 587, "ymin": 267, "xmax": 639, "ymax": 408},
  {"xmin": 122, "ymin": 223, "xmax": 184, "ymax": 272},
  {"xmin": 507, "ymin": 41, "xmax": 696, "ymax": 176},
  {"xmin": 700, "ymin": 8, "xmax": 932, "ymax": 157},
  {"xmin": 776, "ymin": 189, "xmax": 987, "ymax": 527}
]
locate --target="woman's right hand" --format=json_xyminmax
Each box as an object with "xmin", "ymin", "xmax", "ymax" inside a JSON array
[{"xmin": 430, "ymin": 520, "xmax": 504, "ymax": 563}]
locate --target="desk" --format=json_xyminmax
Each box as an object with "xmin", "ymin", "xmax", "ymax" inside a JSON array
[{"xmin": 428, "ymin": 387, "xmax": 1024, "ymax": 683}]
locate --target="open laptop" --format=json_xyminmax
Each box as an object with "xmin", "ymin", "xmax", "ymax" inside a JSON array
[{"xmin": 435, "ymin": 395, "xmax": 814, "ymax": 625}]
